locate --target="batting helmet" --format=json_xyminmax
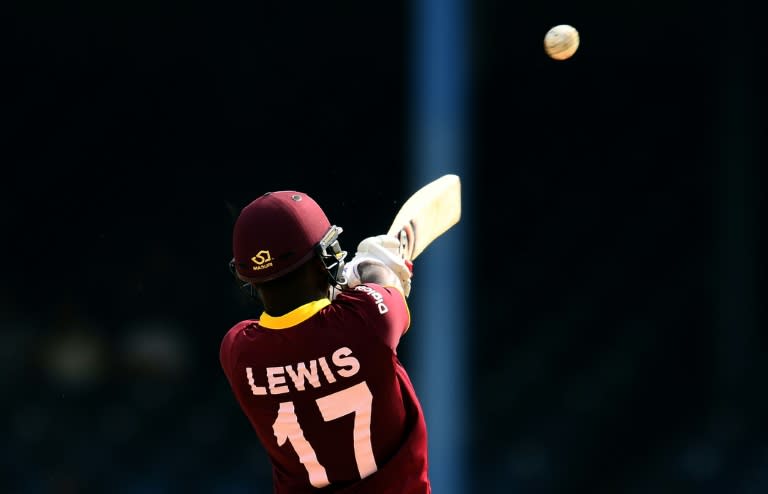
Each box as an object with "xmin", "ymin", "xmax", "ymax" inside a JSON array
[{"xmin": 231, "ymin": 191, "xmax": 346, "ymax": 284}]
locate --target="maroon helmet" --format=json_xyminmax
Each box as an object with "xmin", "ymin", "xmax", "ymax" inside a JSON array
[{"xmin": 231, "ymin": 191, "xmax": 346, "ymax": 285}]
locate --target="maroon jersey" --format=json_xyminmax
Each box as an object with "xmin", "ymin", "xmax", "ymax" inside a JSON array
[{"xmin": 220, "ymin": 283, "xmax": 430, "ymax": 493}]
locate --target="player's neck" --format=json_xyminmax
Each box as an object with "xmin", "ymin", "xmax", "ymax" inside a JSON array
[{"xmin": 257, "ymin": 257, "xmax": 331, "ymax": 316}]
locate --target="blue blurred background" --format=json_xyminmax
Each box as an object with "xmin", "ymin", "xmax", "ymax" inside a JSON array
[{"xmin": 5, "ymin": 0, "xmax": 765, "ymax": 493}]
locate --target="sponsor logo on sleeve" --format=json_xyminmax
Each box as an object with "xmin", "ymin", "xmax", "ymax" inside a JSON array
[{"xmin": 354, "ymin": 285, "xmax": 389, "ymax": 314}]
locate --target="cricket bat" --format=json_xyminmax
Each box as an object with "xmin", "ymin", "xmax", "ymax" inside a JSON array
[{"xmin": 386, "ymin": 174, "xmax": 462, "ymax": 261}]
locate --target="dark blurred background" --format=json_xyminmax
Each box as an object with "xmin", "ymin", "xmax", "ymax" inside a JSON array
[{"xmin": 5, "ymin": 0, "xmax": 765, "ymax": 493}]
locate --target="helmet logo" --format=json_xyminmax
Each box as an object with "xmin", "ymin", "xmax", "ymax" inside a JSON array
[{"xmin": 251, "ymin": 250, "xmax": 274, "ymax": 271}]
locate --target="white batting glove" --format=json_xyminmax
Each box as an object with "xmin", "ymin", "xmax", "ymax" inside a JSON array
[{"xmin": 342, "ymin": 235, "xmax": 413, "ymax": 297}]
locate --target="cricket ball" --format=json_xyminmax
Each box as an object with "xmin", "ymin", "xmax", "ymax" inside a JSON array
[{"xmin": 544, "ymin": 24, "xmax": 580, "ymax": 61}]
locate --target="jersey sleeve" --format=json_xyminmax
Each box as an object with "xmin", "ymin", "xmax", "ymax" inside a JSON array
[
  {"xmin": 219, "ymin": 330, "xmax": 233, "ymax": 384},
  {"xmin": 334, "ymin": 283, "xmax": 411, "ymax": 351},
  {"xmin": 219, "ymin": 322, "xmax": 248, "ymax": 386}
]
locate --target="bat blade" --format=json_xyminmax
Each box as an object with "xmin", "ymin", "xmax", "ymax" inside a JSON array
[{"xmin": 386, "ymin": 174, "xmax": 461, "ymax": 261}]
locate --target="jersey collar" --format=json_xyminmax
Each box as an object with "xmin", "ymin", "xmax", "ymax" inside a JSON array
[{"xmin": 259, "ymin": 298, "xmax": 331, "ymax": 330}]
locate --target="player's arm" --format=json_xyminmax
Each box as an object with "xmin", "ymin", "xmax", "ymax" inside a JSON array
[
  {"xmin": 343, "ymin": 235, "xmax": 413, "ymax": 297},
  {"xmin": 356, "ymin": 262, "xmax": 402, "ymax": 287}
]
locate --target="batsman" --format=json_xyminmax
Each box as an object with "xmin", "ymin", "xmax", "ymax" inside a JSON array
[{"xmin": 220, "ymin": 189, "xmax": 432, "ymax": 493}]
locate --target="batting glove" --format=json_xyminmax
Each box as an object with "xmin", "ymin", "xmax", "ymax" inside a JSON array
[{"xmin": 342, "ymin": 234, "xmax": 413, "ymax": 297}]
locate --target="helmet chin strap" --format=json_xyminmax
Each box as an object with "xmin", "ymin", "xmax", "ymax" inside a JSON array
[{"xmin": 326, "ymin": 257, "xmax": 348, "ymax": 300}]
